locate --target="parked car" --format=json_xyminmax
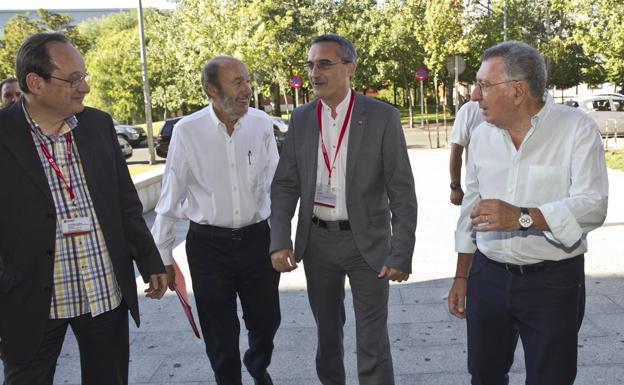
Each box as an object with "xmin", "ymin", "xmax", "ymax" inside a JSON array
[
  {"xmin": 155, "ymin": 116, "xmax": 184, "ymax": 158},
  {"xmin": 117, "ymin": 136, "xmax": 133, "ymax": 158},
  {"xmin": 577, "ymin": 95, "xmax": 624, "ymax": 137},
  {"xmin": 155, "ymin": 115, "xmax": 289, "ymax": 158},
  {"xmin": 113, "ymin": 119, "xmax": 146, "ymax": 147},
  {"xmin": 271, "ymin": 116, "xmax": 289, "ymax": 153}
]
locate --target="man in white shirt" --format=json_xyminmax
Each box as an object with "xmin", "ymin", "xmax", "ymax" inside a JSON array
[
  {"xmin": 151, "ymin": 56, "xmax": 279, "ymax": 385},
  {"xmin": 270, "ymin": 34, "xmax": 417, "ymax": 385},
  {"xmin": 447, "ymin": 41, "xmax": 608, "ymax": 385},
  {"xmin": 449, "ymin": 100, "xmax": 484, "ymax": 205}
]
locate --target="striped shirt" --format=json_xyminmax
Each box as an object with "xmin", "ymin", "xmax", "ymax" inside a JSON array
[{"xmin": 24, "ymin": 104, "xmax": 122, "ymax": 319}]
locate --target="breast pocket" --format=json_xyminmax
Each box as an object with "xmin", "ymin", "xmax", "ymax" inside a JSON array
[
  {"xmin": 246, "ymin": 146, "xmax": 269, "ymax": 190},
  {"xmin": 527, "ymin": 165, "xmax": 568, "ymax": 205}
]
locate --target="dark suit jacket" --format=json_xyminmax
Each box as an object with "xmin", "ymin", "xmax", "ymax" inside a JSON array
[
  {"xmin": 270, "ymin": 93, "xmax": 417, "ymax": 273},
  {"xmin": 0, "ymin": 102, "xmax": 164, "ymax": 364}
]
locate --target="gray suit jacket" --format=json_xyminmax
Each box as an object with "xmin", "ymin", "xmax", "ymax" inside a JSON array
[{"xmin": 270, "ymin": 93, "xmax": 417, "ymax": 273}]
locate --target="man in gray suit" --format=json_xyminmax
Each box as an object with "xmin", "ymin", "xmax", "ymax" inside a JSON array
[{"xmin": 270, "ymin": 34, "xmax": 417, "ymax": 385}]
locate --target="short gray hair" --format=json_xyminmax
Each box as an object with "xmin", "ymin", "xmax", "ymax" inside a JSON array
[
  {"xmin": 311, "ymin": 34, "xmax": 357, "ymax": 64},
  {"xmin": 482, "ymin": 41, "xmax": 546, "ymax": 99}
]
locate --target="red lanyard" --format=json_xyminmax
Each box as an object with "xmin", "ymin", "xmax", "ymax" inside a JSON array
[
  {"xmin": 33, "ymin": 128, "xmax": 75, "ymax": 201},
  {"xmin": 317, "ymin": 91, "xmax": 355, "ymax": 183}
]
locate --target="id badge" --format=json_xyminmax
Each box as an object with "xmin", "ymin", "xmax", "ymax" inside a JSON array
[
  {"xmin": 61, "ymin": 217, "xmax": 92, "ymax": 236},
  {"xmin": 314, "ymin": 184, "xmax": 337, "ymax": 208}
]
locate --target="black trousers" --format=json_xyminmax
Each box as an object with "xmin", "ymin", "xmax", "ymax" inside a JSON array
[
  {"xmin": 467, "ymin": 250, "xmax": 585, "ymax": 385},
  {"xmin": 1, "ymin": 302, "xmax": 129, "ymax": 385},
  {"xmin": 186, "ymin": 220, "xmax": 280, "ymax": 385}
]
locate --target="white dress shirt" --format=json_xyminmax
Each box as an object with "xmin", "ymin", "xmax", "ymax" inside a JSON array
[
  {"xmin": 151, "ymin": 105, "xmax": 279, "ymax": 265},
  {"xmin": 455, "ymin": 94, "xmax": 609, "ymax": 265},
  {"xmin": 313, "ymin": 89, "xmax": 353, "ymax": 221},
  {"xmin": 450, "ymin": 101, "xmax": 484, "ymax": 147}
]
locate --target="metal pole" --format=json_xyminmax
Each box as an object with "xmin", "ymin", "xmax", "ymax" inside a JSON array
[
  {"xmin": 295, "ymin": 88, "xmax": 299, "ymax": 108},
  {"xmin": 137, "ymin": 0, "xmax": 156, "ymax": 164},
  {"xmin": 419, "ymin": 80, "xmax": 424, "ymax": 127},
  {"xmin": 454, "ymin": 55, "xmax": 459, "ymax": 114},
  {"xmin": 503, "ymin": 0, "xmax": 508, "ymax": 41}
]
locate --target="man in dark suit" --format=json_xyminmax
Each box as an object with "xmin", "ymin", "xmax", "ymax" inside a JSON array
[
  {"xmin": 0, "ymin": 32, "xmax": 167, "ymax": 385},
  {"xmin": 270, "ymin": 34, "xmax": 417, "ymax": 385}
]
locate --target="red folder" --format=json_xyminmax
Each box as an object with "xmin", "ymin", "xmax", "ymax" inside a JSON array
[{"xmin": 173, "ymin": 260, "xmax": 201, "ymax": 339}]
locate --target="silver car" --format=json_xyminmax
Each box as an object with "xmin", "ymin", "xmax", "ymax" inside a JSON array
[
  {"xmin": 578, "ymin": 95, "xmax": 624, "ymax": 137},
  {"xmin": 113, "ymin": 119, "xmax": 146, "ymax": 146}
]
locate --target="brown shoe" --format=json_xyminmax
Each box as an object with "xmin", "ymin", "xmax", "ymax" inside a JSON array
[{"xmin": 254, "ymin": 371, "xmax": 274, "ymax": 385}]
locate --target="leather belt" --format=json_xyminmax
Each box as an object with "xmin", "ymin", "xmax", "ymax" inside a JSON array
[
  {"xmin": 190, "ymin": 220, "xmax": 267, "ymax": 241},
  {"xmin": 486, "ymin": 254, "xmax": 583, "ymax": 275},
  {"xmin": 311, "ymin": 216, "xmax": 351, "ymax": 231}
]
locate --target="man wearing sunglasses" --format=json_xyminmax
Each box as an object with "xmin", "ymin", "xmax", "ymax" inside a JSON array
[
  {"xmin": 447, "ymin": 41, "xmax": 608, "ymax": 385},
  {"xmin": 0, "ymin": 32, "xmax": 167, "ymax": 385},
  {"xmin": 270, "ymin": 34, "xmax": 417, "ymax": 385}
]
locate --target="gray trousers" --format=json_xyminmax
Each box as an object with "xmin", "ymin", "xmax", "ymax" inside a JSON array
[{"xmin": 303, "ymin": 224, "xmax": 394, "ymax": 385}]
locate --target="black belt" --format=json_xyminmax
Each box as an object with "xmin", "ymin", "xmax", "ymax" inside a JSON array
[
  {"xmin": 486, "ymin": 254, "xmax": 583, "ymax": 275},
  {"xmin": 190, "ymin": 220, "xmax": 267, "ymax": 240},
  {"xmin": 311, "ymin": 216, "xmax": 351, "ymax": 231}
]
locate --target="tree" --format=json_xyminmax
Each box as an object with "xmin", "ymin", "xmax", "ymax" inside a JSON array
[{"xmin": 0, "ymin": 9, "xmax": 86, "ymax": 79}]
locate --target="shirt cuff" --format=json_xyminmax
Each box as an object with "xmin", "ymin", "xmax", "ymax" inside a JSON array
[
  {"xmin": 158, "ymin": 247, "xmax": 174, "ymax": 266},
  {"xmin": 455, "ymin": 230, "xmax": 477, "ymax": 254},
  {"xmin": 539, "ymin": 202, "xmax": 583, "ymax": 248}
]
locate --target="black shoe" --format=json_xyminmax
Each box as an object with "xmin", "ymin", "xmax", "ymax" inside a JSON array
[{"xmin": 254, "ymin": 371, "xmax": 274, "ymax": 385}]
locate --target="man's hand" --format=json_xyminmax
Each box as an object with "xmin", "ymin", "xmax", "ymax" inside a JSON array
[
  {"xmin": 470, "ymin": 199, "xmax": 521, "ymax": 232},
  {"xmin": 271, "ymin": 248, "xmax": 298, "ymax": 272},
  {"xmin": 450, "ymin": 187, "xmax": 464, "ymax": 206},
  {"xmin": 144, "ymin": 273, "xmax": 168, "ymax": 299},
  {"xmin": 448, "ymin": 277, "xmax": 468, "ymax": 319},
  {"xmin": 165, "ymin": 265, "xmax": 176, "ymax": 291},
  {"xmin": 378, "ymin": 266, "xmax": 409, "ymax": 282}
]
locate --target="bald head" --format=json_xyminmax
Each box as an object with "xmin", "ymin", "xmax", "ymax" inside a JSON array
[{"xmin": 201, "ymin": 56, "xmax": 245, "ymax": 93}]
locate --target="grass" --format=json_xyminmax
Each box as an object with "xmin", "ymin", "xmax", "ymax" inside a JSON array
[
  {"xmin": 128, "ymin": 164, "xmax": 163, "ymax": 176},
  {"xmin": 605, "ymin": 150, "xmax": 624, "ymax": 171}
]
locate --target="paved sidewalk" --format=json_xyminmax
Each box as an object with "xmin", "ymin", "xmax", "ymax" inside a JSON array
[{"xmin": 3, "ymin": 149, "xmax": 623, "ymax": 384}]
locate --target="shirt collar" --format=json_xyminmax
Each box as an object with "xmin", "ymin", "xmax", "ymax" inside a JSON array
[
  {"xmin": 321, "ymin": 89, "xmax": 353, "ymax": 116},
  {"xmin": 208, "ymin": 103, "xmax": 244, "ymax": 133},
  {"xmin": 21, "ymin": 98, "xmax": 78, "ymax": 137},
  {"xmin": 530, "ymin": 92, "xmax": 553, "ymax": 128}
]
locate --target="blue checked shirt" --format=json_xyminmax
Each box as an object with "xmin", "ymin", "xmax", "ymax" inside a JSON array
[{"xmin": 24, "ymin": 105, "xmax": 122, "ymax": 319}]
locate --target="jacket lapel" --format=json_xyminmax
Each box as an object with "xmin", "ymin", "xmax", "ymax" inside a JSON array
[
  {"xmin": 346, "ymin": 94, "xmax": 366, "ymax": 191},
  {"xmin": 304, "ymin": 103, "xmax": 320, "ymax": 197},
  {"xmin": 0, "ymin": 103, "xmax": 53, "ymax": 203}
]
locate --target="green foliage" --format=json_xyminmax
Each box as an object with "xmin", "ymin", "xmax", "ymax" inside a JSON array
[{"xmin": 2, "ymin": 3, "xmax": 623, "ymax": 122}]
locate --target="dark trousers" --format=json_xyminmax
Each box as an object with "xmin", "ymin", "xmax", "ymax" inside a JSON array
[
  {"xmin": 1, "ymin": 302, "xmax": 129, "ymax": 385},
  {"xmin": 303, "ymin": 224, "xmax": 394, "ymax": 385},
  {"xmin": 467, "ymin": 250, "xmax": 585, "ymax": 385},
  {"xmin": 186, "ymin": 220, "xmax": 280, "ymax": 385}
]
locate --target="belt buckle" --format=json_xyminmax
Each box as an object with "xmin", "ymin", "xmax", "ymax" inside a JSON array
[{"xmin": 231, "ymin": 229, "xmax": 242, "ymax": 241}]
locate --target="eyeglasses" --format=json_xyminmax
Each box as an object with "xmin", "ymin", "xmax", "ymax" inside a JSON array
[
  {"xmin": 305, "ymin": 60, "xmax": 350, "ymax": 72},
  {"xmin": 475, "ymin": 79, "xmax": 520, "ymax": 98},
  {"xmin": 49, "ymin": 72, "xmax": 89, "ymax": 88}
]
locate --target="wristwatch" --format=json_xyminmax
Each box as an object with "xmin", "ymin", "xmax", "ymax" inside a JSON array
[
  {"xmin": 518, "ymin": 207, "xmax": 533, "ymax": 230},
  {"xmin": 450, "ymin": 181, "xmax": 460, "ymax": 190}
]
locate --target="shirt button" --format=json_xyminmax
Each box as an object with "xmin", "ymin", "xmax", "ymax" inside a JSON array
[
  {"xmin": 231, "ymin": 163, "xmax": 235, "ymax": 168},
  {"xmin": 233, "ymin": 187, "xmax": 238, "ymax": 192},
  {"xmin": 234, "ymin": 210, "xmax": 239, "ymax": 214}
]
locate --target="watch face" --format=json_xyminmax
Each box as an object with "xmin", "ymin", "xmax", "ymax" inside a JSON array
[
  {"xmin": 519, "ymin": 214, "xmax": 533, "ymax": 228},
  {"xmin": 450, "ymin": 181, "xmax": 459, "ymax": 190}
]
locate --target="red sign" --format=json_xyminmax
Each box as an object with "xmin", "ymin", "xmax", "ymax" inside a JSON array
[
  {"xmin": 289, "ymin": 74, "xmax": 303, "ymax": 89},
  {"xmin": 415, "ymin": 66, "xmax": 429, "ymax": 81}
]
